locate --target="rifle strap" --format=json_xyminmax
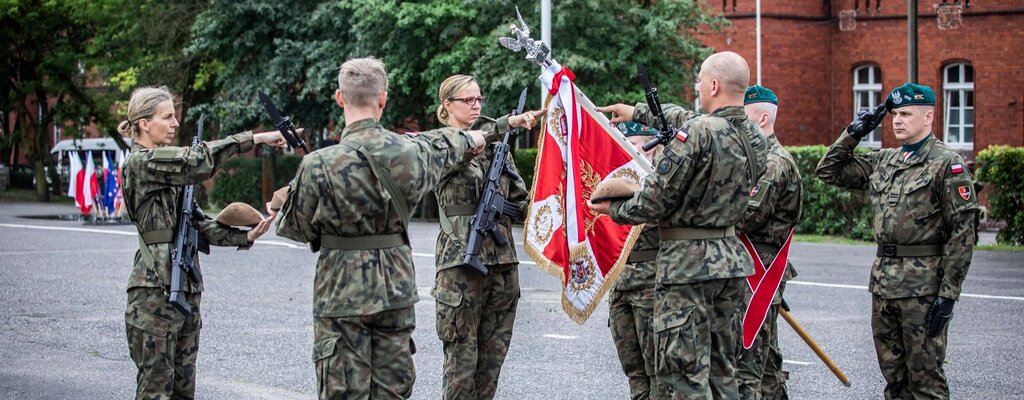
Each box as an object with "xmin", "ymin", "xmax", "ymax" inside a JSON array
[
  {"xmin": 346, "ymin": 143, "xmax": 410, "ymax": 231},
  {"xmin": 734, "ymin": 119, "xmax": 761, "ymax": 182}
]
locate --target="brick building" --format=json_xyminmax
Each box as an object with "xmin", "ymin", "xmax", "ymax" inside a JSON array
[{"xmin": 696, "ymin": 0, "xmax": 1024, "ymax": 159}]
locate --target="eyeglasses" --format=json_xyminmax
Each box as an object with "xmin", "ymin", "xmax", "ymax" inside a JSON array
[{"xmin": 449, "ymin": 96, "xmax": 487, "ymax": 106}]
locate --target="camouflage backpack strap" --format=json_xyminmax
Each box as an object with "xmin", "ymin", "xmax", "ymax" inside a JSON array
[{"xmin": 348, "ymin": 143, "xmax": 411, "ymax": 230}]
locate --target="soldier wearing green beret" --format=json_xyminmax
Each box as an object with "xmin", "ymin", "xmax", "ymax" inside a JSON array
[
  {"xmin": 275, "ymin": 58, "xmax": 492, "ymax": 399},
  {"xmin": 735, "ymin": 85, "xmax": 801, "ymax": 400},
  {"xmin": 604, "ymin": 122, "xmax": 662, "ymax": 400},
  {"xmin": 593, "ymin": 51, "xmax": 768, "ymax": 399},
  {"xmin": 816, "ymin": 82, "xmax": 979, "ymax": 399}
]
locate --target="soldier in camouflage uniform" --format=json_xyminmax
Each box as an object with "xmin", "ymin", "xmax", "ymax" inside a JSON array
[
  {"xmin": 118, "ymin": 86, "xmax": 284, "ymax": 400},
  {"xmin": 431, "ymin": 74, "xmax": 542, "ymax": 400},
  {"xmin": 816, "ymin": 82, "xmax": 979, "ymax": 399},
  {"xmin": 593, "ymin": 51, "xmax": 768, "ymax": 399},
  {"xmin": 735, "ymin": 86, "xmax": 801, "ymax": 400},
  {"xmin": 607, "ymin": 122, "xmax": 661, "ymax": 400},
  {"xmin": 274, "ymin": 58, "xmax": 491, "ymax": 400}
]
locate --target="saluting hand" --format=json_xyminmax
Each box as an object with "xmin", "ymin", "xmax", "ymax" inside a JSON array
[
  {"xmin": 246, "ymin": 212, "xmax": 276, "ymax": 243},
  {"xmin": 510, "ymin": 109, "xmax": 547, "ymax": 130},
  {"xmin": 846, "ymin": 104, "xmax": 886, "ymax": 140},
  {"xmin": 596, "ymin": 104, "xmax": 635, "ymax": 124},
  {"xmin": 466, "ymin": 130, "xmax": 487, "ymax": 155}
]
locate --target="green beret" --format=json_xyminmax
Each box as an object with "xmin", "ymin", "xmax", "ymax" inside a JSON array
[
  {"xmin": 885, "ymin": 82, "xmax": 936, "ymax": 112},
  {"xmin": 744, "ymin": 85, "xmax": 778, "ymax": 105},
  {"xmin": 617, "ymin": 122, "xmax": 658, "ymax": 137}
]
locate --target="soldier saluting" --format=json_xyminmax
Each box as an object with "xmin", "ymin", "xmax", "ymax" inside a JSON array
[
  {"xmin": 119, "ymin": 86, "xmax": 285, "ymax": 399},
  {"xmin": 274, "ymin": 57, "xmax": 490, "ymax": 399},
  {"xmin": 816, "ymin": 82, "xmax": 979, "ymax": 399}
]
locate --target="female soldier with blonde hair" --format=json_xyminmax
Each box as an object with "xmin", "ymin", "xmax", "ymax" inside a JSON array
[
  {"xmin": 118, "ymin": 86, "xmax": 286, "ymax": 399},
  {"xmin": 430, "ymin": 74, "xmax": 544, "ymax": 399}
]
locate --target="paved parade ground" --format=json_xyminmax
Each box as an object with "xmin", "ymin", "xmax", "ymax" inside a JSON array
[{"xmin": 1, "ymin": 202, "xmax": 1022, "ymax": 399}]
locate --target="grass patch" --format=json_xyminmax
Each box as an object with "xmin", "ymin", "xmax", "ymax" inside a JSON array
[
  {"xmin": 0, "ymin": 188, "xmax": 74, "ymax": 204},
  {"xmin": 793, "ymin": 234, "xmax": 872, "ymax": 246}
]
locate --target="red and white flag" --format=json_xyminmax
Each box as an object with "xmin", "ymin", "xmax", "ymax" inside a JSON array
[
  {"xmin": 67, "ymin": 150, "xmax": 81, "ymax": 198},
  {"xmin": 739, "ymin": 229, "xmax": 795, "ymax": 349},
  {"xmin": 524, "ymin": 62, "xmax": 653, "ymax": 323},
  {"xmin": 75, "ymin": 151, "xmax": 95, "ymax": 216}
]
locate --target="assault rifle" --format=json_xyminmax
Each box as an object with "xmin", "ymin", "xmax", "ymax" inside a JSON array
[
  {"xmin": 168, "ymin": 114, "xmax": 211, "ymax": 316},
  {"xmin": 457, "ymin": 88, "xmax": 529, "ymax": 275},
  {"xmin": 258, "ymin": 91, "xmax": 310, "ymax": 153},
  {"xmin": 637, "ymin": 64, "xmax": 681, "ymax": 151}
]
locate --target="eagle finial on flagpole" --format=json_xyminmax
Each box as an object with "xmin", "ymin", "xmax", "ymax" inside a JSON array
[{"xmin": 498, "ymin": 6, "xmax": 553, "ymax": 68}]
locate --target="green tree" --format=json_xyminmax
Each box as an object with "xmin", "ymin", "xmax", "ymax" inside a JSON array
[{"xmin": 0, "ymin": 0, "xmax": 102, "ymax": 201}]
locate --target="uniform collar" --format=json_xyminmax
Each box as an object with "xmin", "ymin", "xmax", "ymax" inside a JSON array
[
  {"xmin": 341, "ymin": 118, "xmax": 382, "ymax": 139},
  {"xmin": 710, "ymin": 105, "xmax": 747, "ymax": 120},
  {"xmin": 892, "ymin": 133, "xmax": 936, "ymax": 166}
]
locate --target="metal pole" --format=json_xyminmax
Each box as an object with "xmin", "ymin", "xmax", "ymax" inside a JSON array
[
  {"xmin": 908, "ymin": 0, "xmax": 918, "ymax": 83},
  {"xmin": 536, "ymin": 0, "xmax": 552, "ymax": 148},
  {"xmin": 756, "ymin": 0, "xmax": 762, "ymax": 85}
]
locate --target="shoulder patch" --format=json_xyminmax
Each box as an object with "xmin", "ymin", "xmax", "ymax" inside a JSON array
[
  {"xmin": 749, "ymin": 183, "xmax": 761, "ymax": 197},
  {"xmin": 950, "ymin": 163, "xmax": 964, "ymax": 175},
  {"xmin": 675, "ymin": 129, "xmax": 688, "ymax": 143},
  {"xmin": 958, "ymin": 185, "xmax": 972, "ymax": 201}
]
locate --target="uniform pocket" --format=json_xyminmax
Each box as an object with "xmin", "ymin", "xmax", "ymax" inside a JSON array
[
  {"xmin": 432, "ymin": 285, "xmax": 464, "ymax": 342},
  {"xmin": 125, "ymin": 306, "xmax": 172, "ymax": 371},
  {"xmin": 312, "ymin": 336, "xmax": 343, "ymax": 399},
  {"xmin": 652, "ymin": 306, "xmax": 698, "ymax": 376}
]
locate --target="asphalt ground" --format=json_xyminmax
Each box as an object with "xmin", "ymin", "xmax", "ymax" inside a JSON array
[{"xmin": 1, "ymin": 202, "xmax": 1022, "ymax": 399}]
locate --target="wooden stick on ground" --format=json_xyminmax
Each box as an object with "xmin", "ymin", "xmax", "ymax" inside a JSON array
[{"xmin": 779, "ymin": 308, "xmax": 851, "ymax": 387}]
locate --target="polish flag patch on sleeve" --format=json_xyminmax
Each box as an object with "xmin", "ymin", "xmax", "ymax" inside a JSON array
[
  {"xmin": 951, "ymin": 163, "xmax": 964, "ymax": 175},
  {"xmin": 675, "ymin": 129, "xmax": 688, "ymax": 142}
]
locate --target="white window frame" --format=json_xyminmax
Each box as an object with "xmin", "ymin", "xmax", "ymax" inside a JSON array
[
  {"xmin": 853, "ymin": 65, "xmax": 883, "ymax": 148},
  {"xmin": 943, "ymin": 63, "xmax": 974, "ymax": 150}
]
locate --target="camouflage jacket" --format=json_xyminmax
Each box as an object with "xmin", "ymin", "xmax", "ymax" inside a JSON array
[
  {"xmin": 276, "ymin": 118, "xmax": 481, "ymax": 317},
  {"xmin": 123, "ymin": 133, "xmax": 256, "ymax": 292},
  {"xmin": 738, "ymin": 134, "xmax": 802, "ymax": 287},
  {"xmin": 434, "ymin": 116, "xmax": 530, "ymax": 271},
  {"xmin": 608, "ymin": 104, "xmax": 768, "ymax": 285},
  {"xmin": 816, "ymin": 132, "xmax": 978, "ymax": 300},
  {"xmin": 613, "ymin": 224, "xmax": 660, "ymax": 291}
]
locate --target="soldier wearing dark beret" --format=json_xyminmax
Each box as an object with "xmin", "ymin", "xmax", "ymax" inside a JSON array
[
  {"xmin": 736, "ymin": 85, "xmax": 801, "ymax": 400},
  {"xmin": 816, "ymin": 82, "xmax": 979, "ymax": 399}
]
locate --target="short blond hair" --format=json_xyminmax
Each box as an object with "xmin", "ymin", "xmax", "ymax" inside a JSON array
[
  {"xmin": 337, "ymin": 57, "xmax": 388, "ymax": 108},
  {"xmin": 436, "ymin": 74, "xmax": 478, "ymax": 126},
  {"xmin": 117, "ymin": 86, "xmax": 174, "ymax": 138}
]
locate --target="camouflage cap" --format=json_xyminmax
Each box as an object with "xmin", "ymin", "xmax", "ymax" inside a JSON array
[
  {"xmin": 744, "ymin": 85, "xmax": 778, "ymax": 105},
  {"xmin": 885, "ymin": 82, "xmax": 936, "ymax": 112},
  {"xmin": 216, "ymin": 202, "xmax": 263, "ymax": 227},
  {"xmin": 590, "ymin": 177, "xmax": 640, "ymax": 202},
  {"xmin": 616, "ymin": 122, "xmax": 658, "ymax": 137}
]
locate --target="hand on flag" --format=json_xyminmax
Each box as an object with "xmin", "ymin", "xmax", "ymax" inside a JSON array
[{"xmin": 595, "ymin": 104, "xmax": 636, "ymax": 124}]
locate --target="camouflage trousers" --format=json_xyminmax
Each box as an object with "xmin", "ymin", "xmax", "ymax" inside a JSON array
[
  {"xmin": 432, "ymin": 263, "xmax": 520, "ymax": 400},
  {"xmin": 313, "ymin": 307, "xmax": 417, "ymax": 400},
  {"xmin": 608, "ymin": 285, "xmax": 657, "ymax": 400},
  {"xmin": 736, "ymin": 303, "xmax": 788, "ymax": 399},
  {"xmin": 653, "ymin": 278, "xmax": 745, "ymax": 400},
  {"xmin": 124, "ymin": 287, "xmax": 202, "ymax": 400},
  {"xmin": 872, "ymin": 295, "xmax": 949, "ymax": 400}
]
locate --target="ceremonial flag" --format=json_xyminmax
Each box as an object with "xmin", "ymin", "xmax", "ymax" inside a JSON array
[
  {"xmin": 523, "ymin": 61, "xmax": 653, "ymax": 323},
  {"xmin": 67, "ymin": 150, "xmax": 81, "ymax": 198},
  {"xmin": 739, "ymin": 229, "xmax": 795, "ymax": 349},
  {"xmin": 103, "ymin": 152, "xmax": 118, "ymax": 214},
  {"xmin": 75, "ymin": 152, "xmax": 95, "ymax": 215}
]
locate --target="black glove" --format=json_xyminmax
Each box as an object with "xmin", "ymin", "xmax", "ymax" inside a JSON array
[
  {"xmin": 926, "ymin": 296, "xmax": 956, "ymax": 337},
  {"xmin": 846, "ymin": 103, "xmax": 887, "ymax": 140}
]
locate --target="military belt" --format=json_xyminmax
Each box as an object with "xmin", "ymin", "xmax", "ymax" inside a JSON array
[
  {"xmin": 320, "ymin": 234, "xmax": 407, "ymax": 250},
  {"xmin": 443, "ymin": 204, "xmax": 477, "ymax": 217},
  {"xmin": 659, "ymin": 226, "xmax": 736, "ymax": 241},
  {"xmin": 627, "ymin": 249, "xmax": 659, "ymax": 263},
  {"xmin": 140, "ymin": 229, "xmax": 174, "ymax": 245},
  {"xmin": 876, "ymin": 243, "xmax": 947, "ymax": 258}
]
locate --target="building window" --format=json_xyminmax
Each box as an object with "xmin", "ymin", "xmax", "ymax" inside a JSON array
[
  {"xmin": 943, "ymin": 63, "xmax": 974, "ymax": 149},
  {"xmin": 853, "ymin": 65, "xmax": 883, "ymax": 147}
]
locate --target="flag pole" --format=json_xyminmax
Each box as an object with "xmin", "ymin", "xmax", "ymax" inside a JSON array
[
  {"xmin": 756, "ymin": 0, "xmax": 762, "ymax": 85},
  {"xmin": 779, "ymin": 309, "xmax": 851, "ymax": 386}
]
